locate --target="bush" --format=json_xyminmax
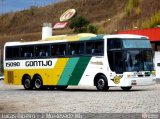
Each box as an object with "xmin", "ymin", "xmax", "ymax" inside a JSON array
[
  {"xmin": 135, "ymin": 7, "xmax": 141, "ymax": 16},
  {"xmin": 87, "ymin": 24, "xmax": 97, "ymax": 33},
  {"xmin": 125, "ymin": 0, "xmax": 140, "ymax": 16},
  {"xmin": 97, "ymin": 26, "xmax": 105, "ymax": 34}
]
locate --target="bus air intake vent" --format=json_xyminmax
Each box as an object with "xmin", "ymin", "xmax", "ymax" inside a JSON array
[{"xmin": 7, "ymin": 71, "xmax": 14, "ymax": 84}]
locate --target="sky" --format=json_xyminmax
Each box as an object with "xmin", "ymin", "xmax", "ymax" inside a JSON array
[{"xmin": 0, "ymin": 0, "xmax": 61, "ymax": 14}]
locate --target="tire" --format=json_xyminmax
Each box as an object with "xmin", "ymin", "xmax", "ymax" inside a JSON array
[
  {"xmin": 34, "ymin": 76, "xmax": 43, "ymax": 90},
  {"xmin": 56, "ymin": 85, "xmax": 68, "ymax": 90},
  {"xmin": 95, "ymin": 75, "xmax": 109, "ymax": 91},
  {"xmin": 121, "ymin": 86, "xmax": 132, "ymax": 91},
  {"xmin": 23, "ymin": 76, "xmax": 33, "ymax": 90}
]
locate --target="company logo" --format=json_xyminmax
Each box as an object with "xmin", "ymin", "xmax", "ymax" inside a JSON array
[
  {"xmin": 53, "ymin": 22, "xmax": 68, "ymax": 29},
  {"xmin": 113, "ymin": 76, "xmax": 122, "ymax": 84},
  {"xmin": 60, "ymin": 9, "xmax": 76, "ymax": 22}
]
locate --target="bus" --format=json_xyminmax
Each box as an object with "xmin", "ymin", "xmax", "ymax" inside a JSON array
[{"xmin": 3, "ymin": 33, "xmax": 156, "ymax": 91}]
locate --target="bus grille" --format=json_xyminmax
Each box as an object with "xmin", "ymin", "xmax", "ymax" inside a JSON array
[{"xmin": 7, "ymin": 71, "xmax": 14, "ymax": 84}]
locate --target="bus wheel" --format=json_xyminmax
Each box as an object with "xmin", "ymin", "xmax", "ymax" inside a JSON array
[
  {"xmin": 34, "ymin": 76, "xmax": 43, "ymax": 90},
  {"xmin": 121, "ymin": 86, "xmax": 132, "ymax": 91},
  {"xmin": 95, "ymin": 75, "xmax": 109, "ymax": 91},
  {"xmin": 56, "ymin": 86, "xmax": 68, "ymax": 90},
  {"xmin": 23, "ymin": 76, "xmax": 33, "ymax": 90}
]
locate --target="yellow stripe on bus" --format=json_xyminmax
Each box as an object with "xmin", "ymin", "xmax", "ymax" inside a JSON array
[{"xmin": 48, "ymin": 58, "xmax": 69, "ymax": 85}]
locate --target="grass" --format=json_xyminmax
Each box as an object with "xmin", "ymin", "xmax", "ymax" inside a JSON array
[
  {"xmin": 142, "ymin": 11, "xmax": 160, "ymax": 28},
  {"xmin": 125, "ymin": 0, "xmax": 140, "ymax": 15}
]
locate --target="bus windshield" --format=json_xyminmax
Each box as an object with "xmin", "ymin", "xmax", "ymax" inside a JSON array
[
  {"xmin": 125, "ymin": 50, "xmax": 154, "ymax": 72},
  {"xmin": 123, "ymin": 39, "xmax": 151, "ymax": 48}
]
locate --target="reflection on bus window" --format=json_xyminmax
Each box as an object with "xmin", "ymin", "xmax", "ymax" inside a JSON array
[
  {"xmin": 108, "ymin": 39, "xmax": 122, "ymax": 50},
  {"xmin": 68, "ymin": 43, "xmax": 84, "ymax": 55},
  {"xmin": 86, "ymin": 41, "xmax": 103, "ymax": 54},
  {"xmin": 35, "ymin": 45, "xmax": 49, "ymax": 57},
  {"xmin": 6, "ymin": 47, "xmax": 20, "ymax": 59},
  {"xmin": 115, "ymin": 52, "xmax": 124, "ymax": 74},
  {"xmin": 86, "ymin": 42, "xmax": 94, "ymax": 54},
  {"xmin": 125, "ymin": 50, "xmax": 153, "ymax": 72},
  {"xmin": 20, "ymin": 46, "xmax": 34, "ymax": 58},
  {"xmin": 51, "ymin": 44, "xmax": 66, "ymax": 56}
]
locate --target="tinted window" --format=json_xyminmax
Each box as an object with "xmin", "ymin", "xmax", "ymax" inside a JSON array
[
  {"xmin": 51, "ymin": 44, "xmax": 66, "ymax": 56},
  {"xmin": 6, "ymin": 47, "xmax": 12, "ymax": 59},
  {"xmin": 123, "ymin": 39, "xmax": 151, "ymax": 48},
  {"xmin": 6, "ymin": 47, "xmax": 19, "ymax": 59},
  {"xmin": 68, "ymin": 43, "xmax": 84, "ymax": 55},
  {"xmin": 20, "ymin": 46, "xmax": 34, "ymax": 58},
  {"xmin": 108, "ymin": 39, "xmax": 122, "ymax": 50},
  {"xmin": 95, "ymin": 41, "xmax": 104, "ymax": 54},
  {"xmin": 12, "ymin": 47, "xmax": 20, "ymax": 58},
  {"xmin": 35, "ymin": 45, "xmax": 50, "ymax": 57},
  {"xmin": 86, "ymin": 41, "xmax": 104, "ymax": 55},
  {"xmin": 86, "ymin": 42, "xmax": 94, "ymax": 54}
]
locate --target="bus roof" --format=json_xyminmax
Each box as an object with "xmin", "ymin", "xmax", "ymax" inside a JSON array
[
  {"xmin": 5, "ymin": 33, "xmax": 105, "ymax": 46},
  {"xmin": 4, "ymin": 33, "xmax": 148, "ymax": 46},
  {"xmin": 45, "ymin": 33, "xmax": 104, "ymax": 41},
  {"xmin": 104, "ymin": 34, "xmax": 149, "ymax": 39}
]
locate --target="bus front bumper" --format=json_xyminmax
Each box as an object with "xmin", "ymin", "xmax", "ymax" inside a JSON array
[{"xmin": 124, "ymin": 77, "xmax": 156, "ymax": 86}]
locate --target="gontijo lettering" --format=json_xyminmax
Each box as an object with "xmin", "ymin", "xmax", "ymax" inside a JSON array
[{"xmin": 25, "ymin": 60, "xmax": 52, "ymax": 67}]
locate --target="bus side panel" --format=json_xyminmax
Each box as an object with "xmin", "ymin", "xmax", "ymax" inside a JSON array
[
  {"xmin": 79, "ymin": 57, "xmax": 108, "ymax": 86},
  {"xmin": 48, "ymin": 58, "xmax": 69, "ymax": 85},
  {"xmin": 67, "ymin": 57, "xmax": 91, "ymax": 85},
  {"xmin": 4, "ymin": 69, "xmax": 53, "ymax": 85},
  {"xmin": 58, "ymin": 58, "xmax": 79, "ymax": 85}
]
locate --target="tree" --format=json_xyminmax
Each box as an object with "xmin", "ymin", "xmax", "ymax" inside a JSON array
[
  {"xmin": 69, "ymin": 16, "xmax": 89, "ymax": 33},
  {"xmin": 87, "ymin": 24, "xmax": 97, "ymax": 33}
]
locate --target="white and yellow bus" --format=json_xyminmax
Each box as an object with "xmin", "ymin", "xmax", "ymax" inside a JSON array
[{"xmin": 3, "ymin": 33, "xmax": 156, "ymax": 91}]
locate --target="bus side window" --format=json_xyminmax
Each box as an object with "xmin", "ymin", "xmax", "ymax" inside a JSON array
[
  {"xmin": 59, "ymin": 44, "xmax": 66, "ymax": 56},
  {"xmin": 77, "ymin": 43, "xmax": 84, "ymax": 54},
  {"xmin": 24, "ymin": 52, "xmax": 33, "ymax": 57},
  {"xmin": 6, "ymin": 47, "xmax": 20, "ymax": 59},
  {"xmin": 6, "ymin": 47, "xmax": 12, "ymax": 59},
  {"xmin": 51, "ymin": 44, "xmax": 58, "ymax": 56},
  {"xmin": 12, "ymin": 47, "xmax": 20, "ymax": 58},
  {"xmin": 86, "ymin": 42, "xmax": 94, "ymax": 54},
  {"xmin": 68, "ymin": 43, "xmax": 84, "ymax": 56},
  {"xmin": 35, "ymin": 45, "xmax": 50, "ymax": 57},
  {"xmin": 21, "ymin": 46, "xmax": 34, "ymax": 58},
  {"xmin": 95, "ymin": 41, "xmax": 103, "ymax": 54},
  {"xmin": 51, "ymin": 44, "xmax": 66, "ymax": 56},
  {"xmin": 86, "ymin": 41, "xmax": 103, "ymax": 55},
  {"xmin": 68, "ymin": 43, "xmax": 76, "ymax": 55}
]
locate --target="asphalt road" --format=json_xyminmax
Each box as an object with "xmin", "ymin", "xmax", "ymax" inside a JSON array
[{"xmin": 0, "ymin": 80, "xmax": 160, "ymax": 114}]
